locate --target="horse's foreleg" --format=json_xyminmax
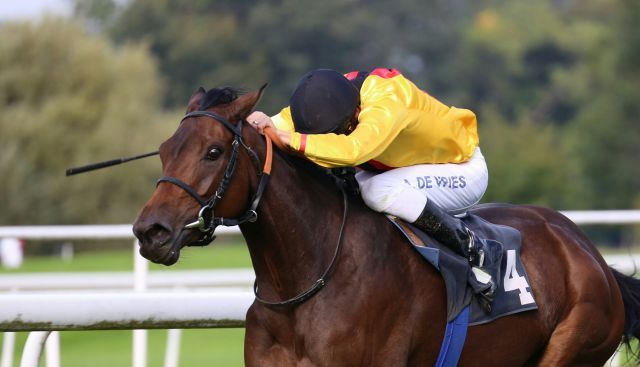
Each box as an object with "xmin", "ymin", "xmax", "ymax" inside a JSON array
[{"xmin": 244, "ymin": 308, "xmax": 297, "ymax": 367}]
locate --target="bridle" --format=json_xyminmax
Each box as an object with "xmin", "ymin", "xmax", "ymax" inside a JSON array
[
  {"xmin": 157, "ymin": 110, "xmax": 272, "ymax": 247},
  {"xmin": 157, "ymin": 110, "xmax": 348, "ymax": 308}
]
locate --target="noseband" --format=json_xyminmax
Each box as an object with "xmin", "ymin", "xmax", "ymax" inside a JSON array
[
  {"xmin": 157, "ymin": 111, "xmax": 272, "ymax": 247},
  {"xmin": 157, "ymin": 110, "xmax": 348, "ymax": 308}
]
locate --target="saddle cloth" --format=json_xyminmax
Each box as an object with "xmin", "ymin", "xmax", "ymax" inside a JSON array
[{"xmin": 387, "ymin": 213, "xmax": 538, "ymax": 326}]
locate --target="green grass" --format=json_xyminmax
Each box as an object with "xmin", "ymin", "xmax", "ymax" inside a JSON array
[
  {"xmin": 1, "ymin": 242, "xmax": 252, "ymax": 366},
  {"xmin": 0, "ymin": 241, "xmax": 252, "ymax": 273},
  {"xmin": 3, "ymin": 329, "xmax": 245, "ymax": 367}
]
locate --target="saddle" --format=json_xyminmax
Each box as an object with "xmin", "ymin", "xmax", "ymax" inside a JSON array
[
  {"xmin": 388, "ymin": 212, "xmax": 538, "ymax": 325},
  {"xmin": 329, "ymin": 167, "xmax": 537, "ymax": 324}
]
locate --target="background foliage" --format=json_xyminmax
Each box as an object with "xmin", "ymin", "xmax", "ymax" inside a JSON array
[
  {"xmin": 0, "ymin": 19, "xmax": 179, "ymax": 224},
  {"xmin": 1, "ymin": 0, "xmax": 638, "ymax": 243}
]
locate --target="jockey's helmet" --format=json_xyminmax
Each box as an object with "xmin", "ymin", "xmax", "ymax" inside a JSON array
[{"xmin": 289, "ymin": 69, "xmax": 360, "ymax": 135}]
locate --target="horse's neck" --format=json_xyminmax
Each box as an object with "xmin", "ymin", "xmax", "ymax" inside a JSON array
[{"xmin": 240, "ymin": 152, "xmax": 344, "ymax": 300}]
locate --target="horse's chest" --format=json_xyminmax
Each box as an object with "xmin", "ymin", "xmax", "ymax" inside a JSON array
[{"xmin": 246, "ymin": 311, "xmax": 411, "ymax": 366}]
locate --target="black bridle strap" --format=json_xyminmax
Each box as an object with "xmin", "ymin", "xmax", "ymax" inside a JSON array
[
  {"xmin": 154, "ymin": 109, "xmax": 347, "ymax": 307},
  {"xmin": 156, "ymin": 110, "xmax": 273, "ymax": 244},
  {"xmin": 208, "ymin": 138, "xmax": 241, "ymax": 208},
  {"xmin": 214, "ymin": 173, "xmax": 270, "ymax": 226},
  {"xmin": 253, "ymin": 186, "xmax": 349, "ymax": 307},
  {"xmin": 156, "ymin": 136, "xmax": 241, "ymax": 231},
  {"xmin": 217, "ymin": 132, "xmax": 273, "ymax": 227},
  {"xmin": 157, "ymin": 176, "xmax": 208, "ymax": 206},
  {"xmin": 183, "ymin": 110, "xmax": 241, "ymax": 134}
]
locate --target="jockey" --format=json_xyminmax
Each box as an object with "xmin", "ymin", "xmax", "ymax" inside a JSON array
[{"xmin": 248, "ymin": 68, "xmax": 495, "ymax": 303}]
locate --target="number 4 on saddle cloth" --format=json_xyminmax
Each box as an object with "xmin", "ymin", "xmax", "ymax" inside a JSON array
[
  {"xmin": 330, "ymin": 168, "xmax": 537, "ymax": 324},
  {"xmin": 387, "ymin": 212, "xmax": 538, "ymax": 326}
]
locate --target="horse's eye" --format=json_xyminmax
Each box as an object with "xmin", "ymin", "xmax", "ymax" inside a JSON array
[{"xmin": 206, "ymin": 147, "xmax": 223, "ymax": 160}]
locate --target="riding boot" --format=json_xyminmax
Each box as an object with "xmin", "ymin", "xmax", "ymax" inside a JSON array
[{"xmin": 412, "ymin": 199, "xmax": 496, "ymax": 312}]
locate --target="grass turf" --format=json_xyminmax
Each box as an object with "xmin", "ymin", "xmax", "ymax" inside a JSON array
[
  {"xmin": 1, "ymin": 241, "xmax": 251, "ymax": 366},
  {"xmin": 3, "ymin": 329, "xmax": 245, "ymax": 367},
  {"xmin": 0, "ymin": 240, "xmax": 252, "ymax": 273}
]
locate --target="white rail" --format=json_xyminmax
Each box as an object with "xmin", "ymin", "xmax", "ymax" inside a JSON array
[
  {"xmin": 0, "ymin": 269, "xmax": 255, "ymax": 291},
  {"xmin": 0, "ymin": 210, "xmax": 638, "ymax": 241},
  {"xmin": 0, "ymin": 223, "xmax": 250, "ymax": 367},
  {"xmin": 0, "ymin": 292, "xmax": 252, "ymax": 331},
  {"xmin": 0, "ymin": 292, "xmax": 252, "ymax": 367},
  {"xmin": 561, "ymin": 210, "xmax": 640, "ymax": 225},
  {"xmin": 0, "ymin": 224, "xmax": 239, "ymax": 239}
]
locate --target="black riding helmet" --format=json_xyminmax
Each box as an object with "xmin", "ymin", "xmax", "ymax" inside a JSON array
[{"xmin": 289, "ymin": 69, "xmax": 360, "ymax": 135}]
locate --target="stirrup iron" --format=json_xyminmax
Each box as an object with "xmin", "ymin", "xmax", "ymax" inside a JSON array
[{"xmin": 466, "ymin": 228, "xmax": 485, "ymax": 268}]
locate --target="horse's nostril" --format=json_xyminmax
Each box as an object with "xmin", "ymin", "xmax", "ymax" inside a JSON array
[
  {"xmin": 147, "ymin": 223, "xmax": 171, "ymax": 245},
  {"xmin": 134, "ymin": 221, "xmax": 172, "ymax": 246}
]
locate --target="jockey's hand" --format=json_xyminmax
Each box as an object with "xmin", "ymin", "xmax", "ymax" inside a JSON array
[
  {"xmin": 247, "ymin": 111, "xmax": 291, "ymax": 146},
  {"xmin": 247, "ymin": 111, "xmax": 275, "ymax": 135}
]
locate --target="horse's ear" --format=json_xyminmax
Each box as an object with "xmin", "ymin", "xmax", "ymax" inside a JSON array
[
  {"xmin": 228, "ymin": 83, "xmax": 268, "ymax": 122},
  {"xmin": 186, "ymin": 87, "xmax": 206, "ymax": 113}
]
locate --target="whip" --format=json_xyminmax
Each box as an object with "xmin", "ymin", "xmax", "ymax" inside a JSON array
[{"xmin": 65, "ymin": 151, "xmax": 159, "ymax": 176}]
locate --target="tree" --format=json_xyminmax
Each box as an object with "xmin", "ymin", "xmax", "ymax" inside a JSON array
[
  {"xmin": 561, "ymin": 0, "xmax": 640, "ymax": 210},
  {"xmin": 96, "ymin": 0, "xmax": 639, "ymax": 214},
  {"xmin": 478, "ymin": 107, "xmax": 576, "ymax": 208},
  {"xmin": 448, "ymin": 1, "xmax": 583, "ymax": 123},
  {"xmin": 107, "ymin": 0, "xmax": 479, "ymax": 110},
  {"xmin": 0, "ymin": 18, "xmax": 176, "ymax": 224},
  {"xmin": 72, "ymin": 0, "xmax": 121, "ymax": 32}
]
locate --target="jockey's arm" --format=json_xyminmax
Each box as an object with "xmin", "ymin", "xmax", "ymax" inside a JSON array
[{"xmin": 249, "ymin": 86, "xmax": 408, "ymax": 168}]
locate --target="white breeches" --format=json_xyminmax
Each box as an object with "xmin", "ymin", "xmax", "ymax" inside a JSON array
[{"xmin": 356, "ymin": 148, "xmax": 489, "ymax": 222}]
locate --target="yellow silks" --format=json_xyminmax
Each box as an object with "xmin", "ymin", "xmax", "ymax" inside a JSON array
[{"xmin": 271, "ymin": 73, "xmax": 479, "ymax": 168}]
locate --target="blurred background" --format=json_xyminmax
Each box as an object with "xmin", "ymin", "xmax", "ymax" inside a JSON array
[
  {"xmin": 1, "ymin": 0, "xmax": 639, "ymax": 227},
  {"xmin": 0, "ymin": 0, "xmax": 639, "ymax": 366}
]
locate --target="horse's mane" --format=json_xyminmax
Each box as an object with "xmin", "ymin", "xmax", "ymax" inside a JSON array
[
  {"xmin": 276, "ymin": 149, "xmax": 343, "ymax": 192},
  {"xmin": 198, "ymin": 87, "xmax": 243, "ymax": 110},
  {"xmin": 197, "ymin": 85, "xmax": 346, "ymax": 194},
  {"xmin": 196, "ymin": 85, "xmax": 336, "ymax": 189}
]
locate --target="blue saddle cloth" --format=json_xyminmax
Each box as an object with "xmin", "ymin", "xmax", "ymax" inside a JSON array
[{"xmin": 387, "ymin": 213, "xmax": 538, "ymax": 325}]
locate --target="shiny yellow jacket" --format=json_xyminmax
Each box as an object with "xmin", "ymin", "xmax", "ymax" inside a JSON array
[{"xmin": 271, "ymin": 68, "xmax": 479, "ymax": 170}]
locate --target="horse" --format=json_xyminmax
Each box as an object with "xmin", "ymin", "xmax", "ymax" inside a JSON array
[{"xmin": 132, "ymin": 85, "xmax": 640, "ymax": 366}]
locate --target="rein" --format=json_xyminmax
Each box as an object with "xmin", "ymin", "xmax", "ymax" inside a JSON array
[
  {"xmin": 253, "ymin": 187, "xmax": 348, "ymax": 308},
  {"xmin": 157, "ymin": 111, "xmax": 273, "ymax": 246},
  {"xmin": 158, "ymin": 110, "xmax": 348, "ymax": 308}
]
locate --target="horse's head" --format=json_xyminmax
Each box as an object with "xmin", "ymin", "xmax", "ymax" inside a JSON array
[{"xmin": 133, "ymin": 86, "xmax": 266, "ymax": 265}]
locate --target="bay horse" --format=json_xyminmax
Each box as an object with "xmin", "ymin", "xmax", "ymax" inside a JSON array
[{"xmin": 133, "ymin": 86, "xmax": 640, "ymax": 366}]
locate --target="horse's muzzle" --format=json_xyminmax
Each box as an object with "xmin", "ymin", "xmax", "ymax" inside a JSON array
[{"xmin": 133, "ymin": 219, "xmax": 179, "ymax": 265}]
